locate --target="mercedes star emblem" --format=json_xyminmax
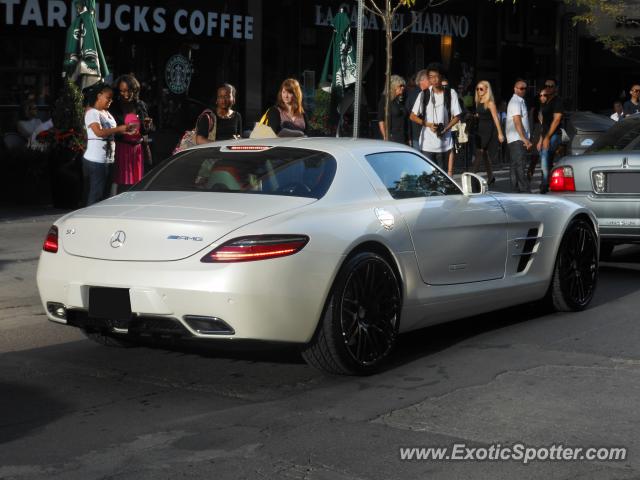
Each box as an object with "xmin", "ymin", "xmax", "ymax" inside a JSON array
[{"xmin": 110, "ymin": 230, "xmax": 126, "ymax": 248}]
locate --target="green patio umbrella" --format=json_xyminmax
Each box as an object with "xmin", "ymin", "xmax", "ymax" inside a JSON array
[
  {"xmin": 320, "ymin": 10, "xmax": 357, "ymax": 98},
  {"xmin": 63, "ymin": 0, "xmax": 109, "ymax": 89}
]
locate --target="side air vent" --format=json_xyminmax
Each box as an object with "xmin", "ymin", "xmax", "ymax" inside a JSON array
[{"xmin": 516, "ymin": 228, "xmax": 539, "ymax": 273}]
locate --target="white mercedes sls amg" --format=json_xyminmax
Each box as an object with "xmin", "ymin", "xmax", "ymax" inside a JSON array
[{"xmin": 37, "ymin": 138, "xmax": 599, "ymax": 374}]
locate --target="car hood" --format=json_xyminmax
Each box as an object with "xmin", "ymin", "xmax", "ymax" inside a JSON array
[{"xmin": 60, "ymin": 191, "xmax": 314, "ymax": 261}]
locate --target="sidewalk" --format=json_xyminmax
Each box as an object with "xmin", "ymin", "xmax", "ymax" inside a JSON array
[{"xmin": 0, "ymin": 205, "xmax": 71, "ymax": 224}]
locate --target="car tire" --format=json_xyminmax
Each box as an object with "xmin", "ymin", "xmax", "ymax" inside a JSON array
[
  {"xmin": 548, "ymin": 218, "xmax": 598, "ymax": 312},
  {"xmin": 301, "ymin": 252, "xmax": 401, "ymax": 375},
  {"xmin": 83, "ymin": 330, "xmax": 136, "ymax": 348},
  {"xmin": 599, "ymin": 241, "xmax": 615, "ymax": 260}
]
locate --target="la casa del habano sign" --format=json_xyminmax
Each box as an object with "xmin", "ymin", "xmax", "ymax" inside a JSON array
[{"xmin": 314, "ymin": 5, "xmax": 470, "ymax": 38}]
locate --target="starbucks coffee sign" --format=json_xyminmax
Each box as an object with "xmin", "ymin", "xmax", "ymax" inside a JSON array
[{"xmin": 1, "ymin": 1, "xmax": 254, "ymax": 39}]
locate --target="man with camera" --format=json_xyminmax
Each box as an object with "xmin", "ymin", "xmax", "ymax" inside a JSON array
[{"xmin": 409, "ymin": 63, "xmax": 462, "ymax": 172}]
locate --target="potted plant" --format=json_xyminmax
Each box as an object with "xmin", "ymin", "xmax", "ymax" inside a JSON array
[{"xmin": 307, "ymin": 89, "xmax": 333, "ymax": 136}]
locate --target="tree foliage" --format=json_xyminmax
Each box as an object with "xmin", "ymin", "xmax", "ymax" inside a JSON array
[
  {"xmin": 497, "ymin": 0, "xmax": 639, "ymax": 57},
  {"xmin": 362, "ymin": 0, "xmax": 450, "ymax": 140},
  {"xmin": 564, "ymin": 0, "xmax": 639, "ymax": 56}
]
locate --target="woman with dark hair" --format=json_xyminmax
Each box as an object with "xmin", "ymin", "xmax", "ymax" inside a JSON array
[
  {"xmin": 84, "ymin": 83, "xmax": 133, "ymax": 205},
  {"xmin": 110, "ymin": 73, "xmax": 153, "ymax": 193},
  {"xmin": 216, "ymin": 84, "xmax": 243, "ymax": 140},
  {"xmin": 265, "ymin": 78, "xmax": 308, "ymax": 135},
  {"xmin": 527, "ymin": 89, "xmax": 547, "ymax": 181},
  {"xmin": 196, "ymin": 83, "xmax": 242, "ymax": 143}
]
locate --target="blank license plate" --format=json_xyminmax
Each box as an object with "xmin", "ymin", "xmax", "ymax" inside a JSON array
[
  {"xmin": 88, "ymin": 287, "xmax": 132, "ymax": 320},
  {"xmin": 607, "ymin": 172, "xmax": 640, "ymax": 194}
]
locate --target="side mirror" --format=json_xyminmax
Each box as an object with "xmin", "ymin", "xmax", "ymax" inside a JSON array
[{"xmin": 460, "ymin": 172, "xmax": 488, "ymax": 195}]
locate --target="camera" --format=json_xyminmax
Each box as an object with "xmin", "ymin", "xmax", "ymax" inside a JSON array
[{"xmin": 434, "ymin": 123, "xmax": 445, "ymax": 138}]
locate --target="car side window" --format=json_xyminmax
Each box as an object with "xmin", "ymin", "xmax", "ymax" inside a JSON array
[{"xmin": 365, "ymin": 152, "xmax": 461, "ymax": 199}]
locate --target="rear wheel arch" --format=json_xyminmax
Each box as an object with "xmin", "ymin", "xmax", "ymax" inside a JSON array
[
  {"xmin": 301, "ymin": 241, "xmax": 404, "ymax": 375},
  {"xmin": 572, "ymin": 212, "xmax": 597, "ymax": 236},
  {"xmin": 347, "ymin": 240, "xmax": 403, "ymax": 287},
  {"xmin": 304, "ymin": 240, "xmax": 404, "ymax": 341}
]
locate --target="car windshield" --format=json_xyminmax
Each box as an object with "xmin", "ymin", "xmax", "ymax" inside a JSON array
[
  {"xmin": 586, "ymin": 116, "xmax": 640, "ymax": 153},
  {"xmin": 131, "ymin": 147, "xmax": 337, "ymax": 199}
]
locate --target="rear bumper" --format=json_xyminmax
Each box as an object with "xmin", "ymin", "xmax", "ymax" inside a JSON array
[
  {"xmin": 36, "ymin": 248, "xmax": 341, "ymax": 344},
  {"xmin": 552, "ymin": 192, "xmax": 640, "ymax": 241}
]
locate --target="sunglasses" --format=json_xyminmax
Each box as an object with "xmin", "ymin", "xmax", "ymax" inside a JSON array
[
  {"xmin": 632, "ymin": 89, "xmax": 640, "ymax": 93},
  {"xmin": 539, "ymin": 94, "xmax": 548, "ymax": 98},
  {"xmin": 476, "ymin": 87, "xmax": 485, "ymax": 91},
  {"xmin": 544, "ymin": 84, "xmax": 555, "ymax": 88}
]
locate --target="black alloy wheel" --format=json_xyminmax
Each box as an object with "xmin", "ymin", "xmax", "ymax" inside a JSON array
[
  {"xmin": 549, "ymin": 219, "xmax": 598, "ymax": 311},
  {"xmin": 301, "ymin": 252, "xmax": 401, "ymax": 375},
  {"xmin": 339, "ymin": 256, "xmax": 400, "ymax": 367}
]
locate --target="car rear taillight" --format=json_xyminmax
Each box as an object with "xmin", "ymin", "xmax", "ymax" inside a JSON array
[
  {"xmin": 201, "ymin": 235, "xmax": 309, "ymax": 263},
  {"xmin": 549, "ymin": 166, "xmax": 575, "ymax": 192},
  {"xmin": 43, "ymin": 226, "xmax": 59, "ymax": 253}
]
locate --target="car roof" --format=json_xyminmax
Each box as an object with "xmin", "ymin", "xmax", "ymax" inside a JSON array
[{"xmin": 187, "ymin": 137, "xmax": 416, "ymax": 157}]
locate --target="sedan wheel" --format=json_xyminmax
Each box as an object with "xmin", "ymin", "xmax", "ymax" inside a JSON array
[
  {"xmin": 302, "ymin": 252, "xmax": 401, "ymax": 375},
  {"xmin": 549, "ymin": 218, "xmax": 598, "ymax": 311}
]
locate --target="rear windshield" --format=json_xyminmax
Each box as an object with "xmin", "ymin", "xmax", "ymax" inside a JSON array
[
  {"xmin": 132, "ymin": 147, "xmax": 336, "ymax": 199},
  {"xmin": 586, "ymin": 118, "xmax": 640, "ymax": 153}
]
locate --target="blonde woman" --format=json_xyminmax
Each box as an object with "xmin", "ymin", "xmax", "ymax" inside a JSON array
[
  {"xmin": 377, "ymin": 74, "xmax": 408, "ymax": 143},
  {"xmin": 471, "ymin": 80, "xmax": 504, "ymax": 184},
  {"xmin": 266, "ymin": 78, "xmax": 308, "ymax": 135}
]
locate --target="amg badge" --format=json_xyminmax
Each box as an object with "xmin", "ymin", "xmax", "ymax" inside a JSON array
[{"xmin": 167, "ymin": 235, "xmax": 203, "ymax": 241}]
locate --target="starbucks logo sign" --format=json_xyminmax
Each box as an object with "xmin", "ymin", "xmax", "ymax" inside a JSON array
[{"xmin": 165, "ymin": 54, "xmax": 192, "ymax": 95}]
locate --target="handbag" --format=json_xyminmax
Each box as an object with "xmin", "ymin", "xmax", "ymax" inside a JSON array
[
  {"xmin": 142, "ymin": 135, "xmax": 153, "ymax": 165},
  {"xmin": 250, "ymin": 107, "xmax": 277, "ymax": 138},
  {"xmin": 453, "ymin": 121, "xmax": 468, "ymax": 144},
  {"xmin": 259, "ymin": 108, "xmax": 270, "ymax": 126},
  {"xmin": 173, "ymin": 109, "xmax": 216, "ymax": 154}
]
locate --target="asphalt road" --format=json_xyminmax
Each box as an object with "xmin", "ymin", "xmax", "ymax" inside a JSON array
[{"xmin": 2, "ymin": 206, "xmax": 640, "ymax": 480}]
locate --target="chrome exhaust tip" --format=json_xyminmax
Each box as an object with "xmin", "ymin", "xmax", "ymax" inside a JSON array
[{"xmin": 183, "ymin": 316, "xmax": 235, "ymax": 335}]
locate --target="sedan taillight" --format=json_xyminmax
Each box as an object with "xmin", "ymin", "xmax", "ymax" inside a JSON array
[
  {"xmin": 43, "ymin": 226, "xmax": 59, "ymax": 253},
  {"xmin": 549, "ymin": 166, "xmax": 576, "ymax": 192},
  {"xmin": 201, "ymin": 235, "xmax": 309, "ymax": 263}
]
